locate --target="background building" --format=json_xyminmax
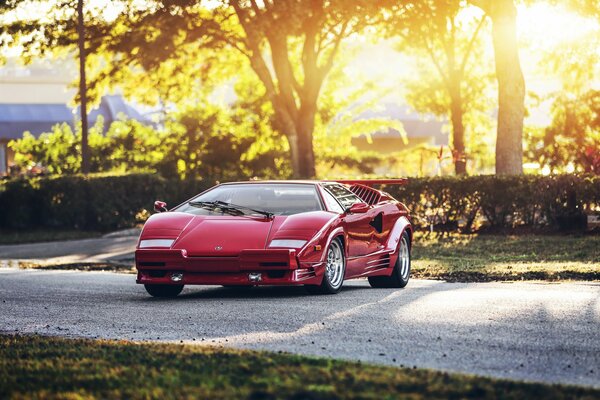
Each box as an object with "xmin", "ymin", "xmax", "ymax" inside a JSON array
[
  {"xmin": 352, "ymin": 103, "xmax": 447, "ymax": 153},
  {"xmin": 0, "ymin": 58, "xmax": 148, "ymax": 175}
]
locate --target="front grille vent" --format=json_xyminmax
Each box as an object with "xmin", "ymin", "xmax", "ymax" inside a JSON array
[{"xmin": 139, "ymin": 262, "xmax": 166, "ymax": 267}]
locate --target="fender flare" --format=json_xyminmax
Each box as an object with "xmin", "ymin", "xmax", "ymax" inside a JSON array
[
  {"xmin": 323, "ymin": 226, "xmax": 346, "ymax": 262},
  {"xmin": 385, "ymin": 216, "xmax": 412, "ymax": 267}
]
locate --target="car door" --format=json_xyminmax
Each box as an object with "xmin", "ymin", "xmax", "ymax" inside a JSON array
[
  {"xmin": 343, "ymin": 208, "xmax": 374, "ymax": 258},
  {"xmin": 322, "ymin": 184, "xmax": 375, "ymax": 258}
]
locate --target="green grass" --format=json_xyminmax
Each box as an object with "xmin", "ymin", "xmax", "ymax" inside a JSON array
[
  {"xmin": 1, "ymin": 335, "xmax": 598, "ymax": 400},
  {"xmin": 412, "ymin": 233, "xmax": 600, "ymax": 281},
  {"xmin": 0, "ymin": 229, "xmax": 102, "ymax": 245}
]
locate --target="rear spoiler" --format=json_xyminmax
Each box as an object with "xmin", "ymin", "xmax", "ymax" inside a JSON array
[{"xmin": 332, "ymin": 179, "xmax": 408, "ymax": 187}]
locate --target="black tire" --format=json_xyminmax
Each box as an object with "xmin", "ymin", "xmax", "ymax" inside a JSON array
[
  {"xmin": 368, "ymin": 231, "xmax": 411, "ymax": 288},
  {"xmin": 144, "ymin": 284, "xmax": 184, "ymax": 298},
  {"xmin": 305, "ymin": 237, "xmax": 346, "ymax": 295}
]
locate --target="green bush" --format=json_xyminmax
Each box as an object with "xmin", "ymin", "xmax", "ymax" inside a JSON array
[
  {"xmin": 9, "ymin": 108, "xmax": 290, "ymax": 181},
  {"xmin": 387, "ymin": 174, "xmax": 600, "ymax": 232},
  {"xmin": 0, "ymin": 174, "xmax": 598, "ymax": 232},
  {"xmin": 0, "ymin": 174, "xmax": 212, "ymax": 231}
]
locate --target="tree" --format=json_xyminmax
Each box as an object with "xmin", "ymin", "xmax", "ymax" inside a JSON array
[
  {"xmin": 382, "ymin": 0, "xmax": 490, "ymax": 175},
  {"xmin": 1, "ymin": 0, "xmax": 93, "ymax": 174},
  {"xmin": 469, "ymin": 0, "xmax": 525, "ymax": 175},
  {"xmin": 3, "ymin": 0, "xmax": 378, "ymax": 179},
  {"xmin": 524, "ymin": 14, "xmax": 599, "ymax": 174},
  {"xmin": 537, "ymin": 90, "xmax": 600, "ymax": 173},
  {"xmin": 135, "ymin": 1, "xmax": 376, "ymax": 178},
  {"xmin": 76, "ymin": 0, "xmax": 90, "ymax": 174}
]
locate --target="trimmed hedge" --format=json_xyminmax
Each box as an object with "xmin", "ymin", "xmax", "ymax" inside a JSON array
[
  {"xmin": 0, "ymin": 174, "xmax": 211, "ymax": 231},
  {"xmin": 0, "ymin": 173, "xmax": 598, "ymax": 232},
  {"xmin": 386, "ymin": 174, "xmax": 600, "ymax": 232}
]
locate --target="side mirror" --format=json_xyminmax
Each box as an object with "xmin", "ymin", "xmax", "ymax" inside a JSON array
[
  {"xmin": 346, "ymin": 202, "xmax": 370, "ymax": 214},
  {"xmin": 154, "ymin": 200, "xmax": 168, "ymax": 213}
]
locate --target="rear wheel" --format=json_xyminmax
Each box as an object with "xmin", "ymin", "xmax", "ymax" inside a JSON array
[
  {"xmin": 305, "ymin": 238, "xmax": 345, "ymax": 295},
  {"xmin": 368, "ymin": 231, "xmax": 411, "ymax": 288},
  {"xmin": 144, "ymin": 284, "xmax": 184, "ymax": 298}
]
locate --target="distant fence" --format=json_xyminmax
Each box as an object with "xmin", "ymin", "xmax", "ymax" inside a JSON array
[{"xmin": 0, "ymin": 173, "xmax": 598, "ymax": 233}]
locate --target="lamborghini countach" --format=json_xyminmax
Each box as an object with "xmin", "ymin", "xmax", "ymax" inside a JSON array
[{"xmin": 135, "ymin": 180, "xmax": 412, "ymax": 297}]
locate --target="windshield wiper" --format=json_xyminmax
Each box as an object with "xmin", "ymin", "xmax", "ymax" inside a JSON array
[
  {"xmin": 214, "ymin": 201, "xmax": 274, "ymax": 219},
  {"xmin": 189, "ymin": 200, "xmax": 273, "ymax": 219},
  {"xmin": 188, "ymin": 201, "xmax": 244, "ymax": 216}
]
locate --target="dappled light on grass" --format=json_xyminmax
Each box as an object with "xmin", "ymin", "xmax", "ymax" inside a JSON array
[
  {"xmin": 1, "ymin": 334, "xmax": 599, "ymax": 399},
  {"xmin": 411, "ymin": 233, "xmax": 600, "ymax": 281}
]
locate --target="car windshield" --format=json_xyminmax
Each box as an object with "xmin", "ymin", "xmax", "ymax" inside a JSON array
[{"xmin": 175, "ymin": 183, "xmax": 323, "ymax": 216}]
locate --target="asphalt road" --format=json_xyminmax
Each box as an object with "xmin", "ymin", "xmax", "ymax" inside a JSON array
[
  {"xmin": 1, "ymin": 269, "xmax": 599, "ymax": 388},
  {"xmin": 0, "ymin": 231, "xmax": 138, "ymax": 266}
]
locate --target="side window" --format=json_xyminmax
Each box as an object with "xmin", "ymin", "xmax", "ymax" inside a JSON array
[
  {"xmin": 322, "ymin": 189, "xmax": 344, "ymax": 213},
  {"xmin": 323, "ymin": 184, "xmax": 361, "ymax": 210}
]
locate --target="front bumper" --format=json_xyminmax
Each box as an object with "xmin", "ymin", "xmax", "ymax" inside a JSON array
[{"xmin": 135, "ymin": 248, "xmax": 322, "ymax": 286}]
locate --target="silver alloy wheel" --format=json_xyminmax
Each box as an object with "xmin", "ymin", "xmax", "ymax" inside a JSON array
[
  {"xmin": 325, "ymin": 240, "xmax": 345, "ymax": 289},
  {"xmin": 398, "ymin": 235, "xmax": 410, "ymax": 280}
]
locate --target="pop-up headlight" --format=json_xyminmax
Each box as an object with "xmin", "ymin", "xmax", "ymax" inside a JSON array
[
  {"xmin": 139, "ymin": 239, "xmax": 175, "ymax": 248},
  {"xmin": 268, "ymin": 239, "xmax": 307, "ymax": 249}
]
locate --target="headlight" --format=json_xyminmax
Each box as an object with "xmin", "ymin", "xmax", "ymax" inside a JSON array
[
  {"xmin": 139, "ymin": 239, "xmax": 175, "ymax": 248},
  {"xmin": 268, "ymin": 239, "xmax": 307, "ymax": 249}
]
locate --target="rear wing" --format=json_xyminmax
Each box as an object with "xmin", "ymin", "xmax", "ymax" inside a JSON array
[{"xmin": 332, "ymin": 179, "xmax": 408, "ymax": 187}]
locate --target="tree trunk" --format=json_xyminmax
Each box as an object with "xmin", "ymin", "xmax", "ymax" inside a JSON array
[
  {"xmin": 448, "ymin": 78, "xmax": 467, "ymax": 175},
  {"xmin": 490, "ymin": 0, "xmax": 525, "ymax": 175},
  {"xmin": 295, "ymin": 102, "xmax": 317, "ymax": 178},
  {"xmin": 77, "ymin": 0, "xmax": 90, "ymax": 174},
  {"xmin": 274, "ymin": 104, "xmax": 317, "ymax": 179}
]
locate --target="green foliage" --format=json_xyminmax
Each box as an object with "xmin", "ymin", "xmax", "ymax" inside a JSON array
[
  {"xmin": 314, "ymin": 50, "xmax": 408, "ymax": 177},
  {"xmin": 381, "ymin": 0, "xmax": 496, "ymax": 173},
  {"xmin": 1, "ymin": 0, "xmax": 385, "ymax": 178},
  {"xmin": 526, "ymin": 90, "xmax": 600, "ymax": 174},
  {"xmin": 0, "ymin": 174, "xmax": 210, "ymax": 231},
  {"xmin": 9, "ymin": 117, "xmax": 166, "ymax": 175},
  {"xmin": 9, "ymin": 106, "xmax": 291, "ymax": 181},
  {"xmin": 386, "ymin": 174, "xmax": 600, "ymax": 232},
  {"xmin": 1, "ymin": 173, "xmax": 598, "ymax": 232},
  {"xmin": 158, "ymin": 105, "xmax": 290, "ymax": 181},
  {"xmin": 524, "ymin": 18, "xmax": 599, "ymax": 174}
]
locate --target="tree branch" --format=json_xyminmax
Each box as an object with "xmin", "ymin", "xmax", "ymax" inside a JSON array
[
  {"xmin": 318, "ymin": 19, "xmax": 348, "ymax": 78},
  {"xmin": 231, "ymin": 1, "xmax": 277, "ymax": 97},
  {"xmin": 422, "ymin": 34, "xmax": 450, "ymax": 87},
  {"xmin": 459, "ymin": 15, "xmax": 486, "ymax": 74},
  {"xmin": 467, "ymin": 0, "xmax": 491, "ymax": 15}
]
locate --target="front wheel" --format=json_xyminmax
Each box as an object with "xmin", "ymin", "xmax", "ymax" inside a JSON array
[
  {"xmin": 368, "ymin": 231, "xmax": 411, "ymax": 288},
  {"xmin": 305, "ymin": 237, "xmax": 346, "ymax": 295},
  {"xmin": 144, "ymin": 284, "xmax": 184, "ymax": 298}
]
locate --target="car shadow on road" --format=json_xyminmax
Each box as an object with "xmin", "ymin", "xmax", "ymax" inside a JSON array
[{"xmin": 141, "ymin": 282, "xmax": 370, "ymax": 301}]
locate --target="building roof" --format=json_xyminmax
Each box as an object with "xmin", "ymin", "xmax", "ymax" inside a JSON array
[
  {"xmin": 0, "ymin": 95, "xmax": 149, "ymax": 140},
  {"xmin": 357, "ymin": 103, "xmax": 448, "ymax": 145}
]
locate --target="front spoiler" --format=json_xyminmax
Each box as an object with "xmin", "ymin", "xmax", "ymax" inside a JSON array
[{"xmin": 135, "ymin": 248, "xmax": 322, "ymax": 286}]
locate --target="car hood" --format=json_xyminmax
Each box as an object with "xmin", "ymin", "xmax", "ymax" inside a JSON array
[{"xmin": 139, "ymin": 211, "xmax": 337, "ymax": 256}]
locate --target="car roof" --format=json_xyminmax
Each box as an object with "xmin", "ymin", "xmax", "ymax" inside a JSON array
[{"xmin": 219, "ymin": 180, "xmax": 331, "ymax": 186}]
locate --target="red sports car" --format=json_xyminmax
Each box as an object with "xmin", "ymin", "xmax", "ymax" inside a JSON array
[{"xmin": 135, "ymin": 180, "xmax": 412, "ymax": 297}]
